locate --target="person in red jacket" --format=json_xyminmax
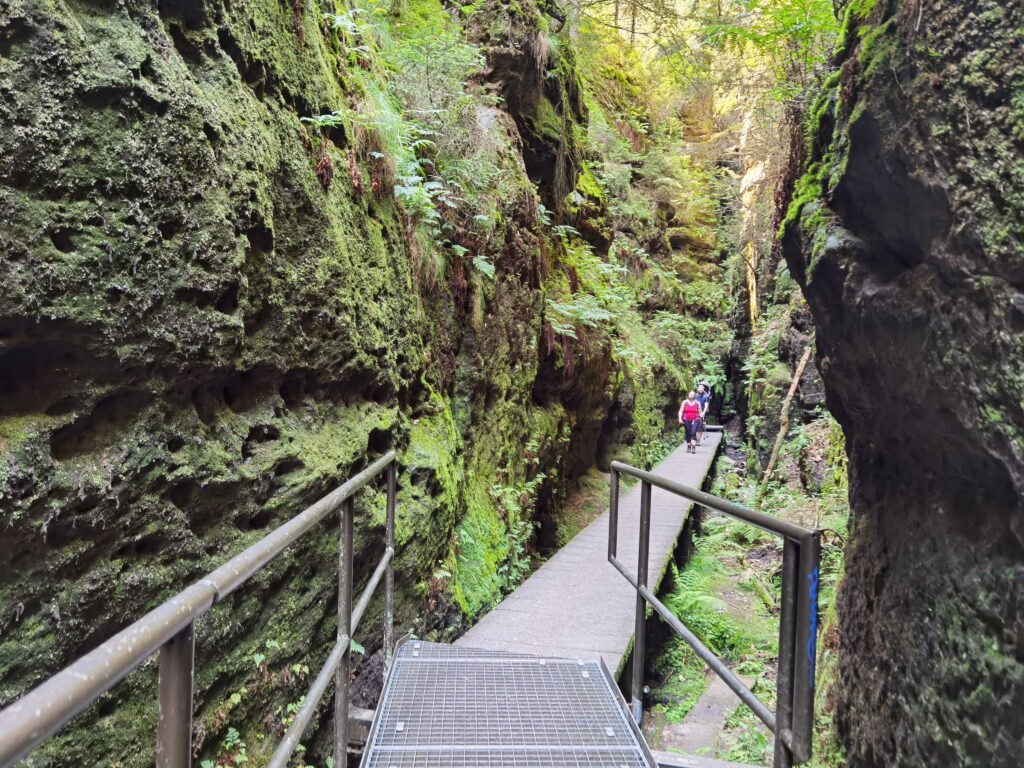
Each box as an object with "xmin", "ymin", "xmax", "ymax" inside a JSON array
[{"xmin": 678, "ymin": 391, "xmax": 701, "ymax": 454}]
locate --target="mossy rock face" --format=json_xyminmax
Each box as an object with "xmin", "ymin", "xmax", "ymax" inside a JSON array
[
  {"xmin": 474, "ymin": 2, "xmax": 587, "ymax": 210},
  {"xmin": 1, "ymin": 0, "xmax": 423, "ymax": 748},
  {"xmin": 0, "ymin": 0, "xmax": 586, "ymax": 763},
  {"xmin": 782, "ymin": 1, "xmax": 1024, "ymax": 764}
]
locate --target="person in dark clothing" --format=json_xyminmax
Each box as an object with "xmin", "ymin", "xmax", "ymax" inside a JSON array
[
  {"xmin": 695, "ymin": 383, "xmax": 711, "ymax": 445},
  {"xmin": 678, "ymin": 391, "xmax": 701, "ymax": 453}
]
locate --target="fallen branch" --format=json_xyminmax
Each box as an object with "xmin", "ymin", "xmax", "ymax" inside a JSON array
[
  {"xmin": 751, "ymin": 573, "xmax": 777, "ymax": 614},
  {"xmin": 757, "ymin": 345, "xmax": 813, "ymax": 507}
]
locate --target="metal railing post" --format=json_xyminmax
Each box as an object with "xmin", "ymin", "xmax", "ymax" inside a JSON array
[
  {"xmin": 605, "ymin": 458, "xmax": 820, "ymax": 765},
  {"xmin": 608, "ymin": 467, "xmax": 620, "ymax": 560},
  {"xmin": 335, "ymin": 498, "xmax": 354, "ymax": 768},
  {"xmin": 384, "ymin": 461, "xmax": 397, "ymax": 670},
  {"xmin": 156, "ymin": 622, "xmax": 194, "ymax": 768},
  {"xmin": 773, "ymin": 538, "xmax": 798, "ymax": 768},
  {"xmin": 791, "ymin": 532, "xmax": 821, "ymax": 762},
  {"xmin": 631, "ymin": 480, "xmax": 652, "ymax": 724}
]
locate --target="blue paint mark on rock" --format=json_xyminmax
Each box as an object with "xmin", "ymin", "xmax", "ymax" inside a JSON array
[{"xmin": 807, "ymin": 567, "xmax": 819, "ymax": 688}]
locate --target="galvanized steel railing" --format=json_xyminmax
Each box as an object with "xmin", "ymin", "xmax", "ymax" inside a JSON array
[
  {"xmin": 609, "ymin": 452, "xmax": 820, "ymax": 768},
  {"xmin": 0, "ymin": 450, "xmax": 399, "ymax": 768}
]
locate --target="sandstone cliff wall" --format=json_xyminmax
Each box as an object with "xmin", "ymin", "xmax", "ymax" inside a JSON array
[{"xmin": 783, "ymin": 1, "xmax": 1024, "ymax": 764}]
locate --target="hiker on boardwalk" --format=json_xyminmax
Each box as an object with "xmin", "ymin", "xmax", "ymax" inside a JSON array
[
  {"xmin": 695, "ymin": 382, "xmax": 711, "ymax": 445},
  {"xmin": 678, "ymin": 391, "xmax": 701, "ymax": 453}
]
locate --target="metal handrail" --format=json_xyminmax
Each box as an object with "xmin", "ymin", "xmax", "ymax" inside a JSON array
[
  {"xmin": 609, "ymin": 458, "xmax": 820, "ymax": 768},
  {"xmin": 0, "ymin": 450, "xmax": 399, "ymax": 768}
]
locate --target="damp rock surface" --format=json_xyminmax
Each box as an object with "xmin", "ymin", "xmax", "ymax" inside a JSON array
[{"xmin": 782, "ymin": 1, "xmax": 1024, "ymax": 765}]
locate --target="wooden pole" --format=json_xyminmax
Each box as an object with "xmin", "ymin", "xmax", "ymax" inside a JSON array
[{"xmin": 757, "ymin": 345, "xmax": 813, "ymax": 507}]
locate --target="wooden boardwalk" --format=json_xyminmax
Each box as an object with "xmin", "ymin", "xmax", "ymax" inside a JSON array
[{"xmin": 457, "ymin": 432, "xmax": 722, "ymax": 674}]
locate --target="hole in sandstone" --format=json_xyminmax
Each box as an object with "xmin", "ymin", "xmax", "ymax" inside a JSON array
[
  {"xmin": 167, "ymin": 481, "xmax": 196, "ymax": 511},
  {"xmin": 95, "ymin": 697, "xmax": 118, "ymax": 719},
  {"xmin": 202, "ymin": 122, "xmax": 220, "ymax": 146},
  {"xmin": 530, "ymin": 353, "xmax": 562, "ymax": 408},
  {"xmin": 168, "ymin": 480, "xmax": 243, "ymax": 536},
  {"xmin": 214, "ymin": 282, "xmax": 240, "ymax": 314},
  {"xmin": 191, "ymin": 382, "xmax": 225, "ymax": 424},
  {"xmin": 273, "ymin": 457, "xmax": 303, "ymax": 476},
  {"xmin": 484, "ymin": 386, "xmax": 498, "ymax": 409},
  {"xmin": 234, "ymin": 508, "xmax": 274, "ymax": 532},
  {"xmin": 113, "ymin": 533, "xmax": 164, "ymax": 560},
  {"xmin": 79, "ymin": 86, "xmax": 128, "ymax": 110},
  {"xmin": 326, "ymin": 371, "xmax": 369, "ymax": 405},
  {"xmin": 247, "ymin": 423, "xmax": 280, "ymax": 443},
  {"xmin": 249, "ymin": 509, "xmax": 273, "ymax": 529},
  {"xmin": 364, "ymin": 383, "xmax": 393, "ymax": 404},
  {"xmin": 367, "ymin": 427, "xmax": 391, "ymax": 454},
  {"xmin": 136, "ymin": 532, "xmax": 166, "ymax": 556},
  {"xmin": 49, "ymin": 228, "xmax": 76, "ymax": 253},
  {"xmin": 104, "ymin": 286, "xmax": 125, "ymax": 304},
  {"xmin": 217, "ymin": 28, "xmax": 257, "ymax": 85},
  {"xmin": 175, "ymin": 286, "xmax": 216, "ymax": 308},
  {"xmin": 280, "ymin": 369, "xmax": 311, "ymax": 407},
  {"xmin": 45, "ymin": 396, "xmax": 83, "ymax": 417},
  {"xmin": 242, "ymin": 423, "xmax": 280, "ymax": 458},
  {"xmin": 244, "ymin": 223, "xmax": 274, "ymax": 254},
  {"xmin": 71, "ymin": 494, "xmax": 102, "ymax": 514},
  {"xmin": 45, "ymin": 511, "xmax": 93, "ymax": 548},
  {"xmin": 157, "ymin": 219, "xmax": 182, "ymax": 240},
  {"xmin": 409, "ymin": 468, "xmax": 440, "ymax": 497},
  {"xmin": 50, "ymin": 389, "xmax": 153, "ymax": 460},
  {"xmin": 140, "ymin": 55, "xmax": 159, "ymax": 81},
  {"xmin": 411, "ymin": 468, "xmax": 440, "ymax": 499},
  {"xmin": 167, "ymin": 24, "xmax": 203, "ymax": 62},
  {"xmin": 223, "ymin": 370, "xmax": 274, "ymax": 413},
  {"xmin": 157, "ymin": 0, "xmax": 207, "ymax": 29},
  {"xmin": 0, "ymin": 18, "xmax": 31, "ymax": 58},
  {"xmin": 136, "ymin": 90, "xmax": 170, "ymax": 117},
  {"xmin": 0, "ymin": 343, "xmax": 81, "ymax": 415},
  {"xmin": 245, "ymin": 304, "xmax": 273, "ymax": 337},
  {"xmin": 166, "ymin": 436, "xmax": 185, "ymax": 452}
]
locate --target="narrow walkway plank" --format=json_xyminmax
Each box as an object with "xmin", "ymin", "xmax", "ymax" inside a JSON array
[{"xmin": 457, "ymin": 432, "xmax": 722, "ymax": 673}]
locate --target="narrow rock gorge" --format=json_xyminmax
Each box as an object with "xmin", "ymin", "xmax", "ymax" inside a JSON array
[
  {"xmin": 0, "ymin": 0, "xmax": 734, "ymax": 761},
  {"xmin": 3, "ymin": 0, "xmax": 1022, "ymax": 764}
]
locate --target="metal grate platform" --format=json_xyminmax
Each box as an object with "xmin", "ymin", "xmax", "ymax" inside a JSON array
[{"xmin": 362, "ymin": 641, "xmax": 657, "ymax": 768}]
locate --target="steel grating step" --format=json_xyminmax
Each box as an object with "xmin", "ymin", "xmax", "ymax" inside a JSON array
[{"xmin": 361, "ymin": 641, "xmax": 658, "ymax": 768}]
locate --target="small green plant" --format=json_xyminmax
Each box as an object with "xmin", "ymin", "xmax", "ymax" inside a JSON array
[
  {"xmin": 278, "ymin": 696, "xmax": 305, "ymax": 729},
  {"xmin": 546, "ymin": 295, "xmax": 615, "ymax": 339},
  {"xmin": 488, "ymin": 466, "xmax": 548, "ymax": 590},
  {"xmin": 720, "ymin": 702, "xmax": 772, "ymax": 764},
  {"xmin": 200, "ymin": 726, "xmax": 248, "ymax": 767},
  {"xmin": 651, "ymin": 634, "xmax": 709, "ymax": 723}
]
